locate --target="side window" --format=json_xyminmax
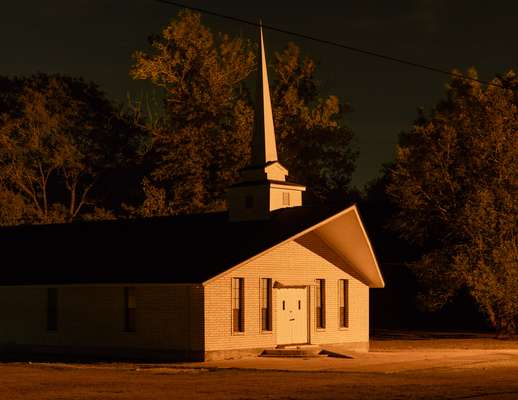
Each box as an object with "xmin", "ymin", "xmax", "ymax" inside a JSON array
[
  {"xmin": 47, "ymin": 288, "xmax": 58, "ymax": 332},
  {"xmin": 245, "ymin": 195, "xmax": 254, "ymax": 209},
  {"xmin": 232, "ymin": 278, "xmax": 245, "ymax": 333},
  {"xmin": 260, "ymin": 278, "xmax": 272, "ymax": 331},
  {"xmin": 338, "ymin": 279, "xmax": 349, "ymax": 328},
  {"xmin": 316, "ymin": 279, "xmax": 326, "ymax": 329},
  {"xmin": 282, "ymin": 192, "xmax": 290, "ymax": 206},
  {"xmin": 124, "ymin": 287, "xmax": 137, "ymax": 332}
]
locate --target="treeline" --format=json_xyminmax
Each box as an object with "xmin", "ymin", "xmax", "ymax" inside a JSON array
[
  {"xmin": 0, "ymin": 74, "xmax": 144, "ymax": 224},
  {"xmin": 0, "ymin": 10, "xmax": 516, "ymax": 334},
  {"xmin": 366, "ymin": 69, "xmax": 518, "ymax": 335},
  {"xmin": 0, "ymin": 11, "xmax": 357, "ymax": 224}
]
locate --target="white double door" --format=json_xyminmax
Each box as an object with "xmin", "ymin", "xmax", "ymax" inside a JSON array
[{"xmin": 276, "ymin": 287, "xmax": 308, "ymax": 345}]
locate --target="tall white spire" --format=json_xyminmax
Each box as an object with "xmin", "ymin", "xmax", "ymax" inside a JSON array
[
  {"xmin": 251, "ymin": 25, "xmax": 278, "ymax": 165},
  {"xmin": 226, "ymin": 23, "xmax": 305, "ymax": 222}
]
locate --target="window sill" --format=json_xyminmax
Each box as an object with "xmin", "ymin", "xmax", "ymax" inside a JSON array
[
  {"xmin": 315, "ymin": 328, "xmax": 326, "ymax": 332},
  {"xmin": 261, "ymin": 330, "xmax": 273, "ymax": 335},
  {"xmin": 232, "ymin": 331, "xmax": 245, "ymax": 336},
  {"xmin": 338, "ymin": 327, "xmax": 349, "ymax": 331}
]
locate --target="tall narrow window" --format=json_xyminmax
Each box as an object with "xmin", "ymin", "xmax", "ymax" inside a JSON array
[
  {"xmin": 261, "ymin": 278, "xmax": 272, "ymax": 331},
  {"xmin": 282, "ymin": 192, "xmax": 290, "ymax": 206},
  {"xmin": 232, "ymin": 278, "xmax": 245, "ymax": 333},
  {"xmin": 245, "ymin": 195, "xmax": 254, "ymax": 209},
  {"xmin": 47, "ymin": 288, "xmax": 58, "ymax": 331},
  {"xmin": 124, "ymin": 287, "xmax": 137, "ymax": 332},
  {"xmin": 339, "ymin": 279, "xmax": 349, "ymax": 328},
  {"xmin": 316, "ymin": 279, "xmax": 326, "ymax": 329}
]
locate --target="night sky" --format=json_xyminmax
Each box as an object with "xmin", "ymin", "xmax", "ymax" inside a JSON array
[{"xmin": 1, "ymin": 1, "xmax": 517, "ymax": 186}]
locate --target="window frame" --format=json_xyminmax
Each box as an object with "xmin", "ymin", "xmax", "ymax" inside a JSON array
[
  {"xmin": 260, "ymin": 278, "xmax": 273, "ymax": 332},
  {"xmin": 315, "ymin": 279, "xmax": 326, "ymax": 329},
  {"xmin": 46, "ymin": 288, "xmax": 58, "ymax": 332},
  {"xmin": 282, "ymin": 192, "xmax": 290, "ymax": 206},
  {"xmin": 245, "ymin": 195, "xmax": 254, "ymax": 209},
  {"xmin": 232, "ymin": 278, "xmax": 245, "ymax": 334},
  {"xmin": 338, "ymin": 279, "xmax": 349, "ymax": 329},
  {"xmin": 124, "ymin": 287, "xmax": 137, "ymax": 333}
]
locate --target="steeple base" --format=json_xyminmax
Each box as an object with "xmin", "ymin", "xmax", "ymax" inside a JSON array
[{"xmin": 227, "ymin": 180, "xmax": 306, "ymax": 222}]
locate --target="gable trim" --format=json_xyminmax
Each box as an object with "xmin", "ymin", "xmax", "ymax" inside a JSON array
[
  {"xmin": 314, "ymin": 207, "xmax": 385, "ymax": 287},
  {"xmin": 203, "ymin": 205, "xmax": 384, "ymax": 288},
  {"xmin": 350, "ymin": 206, "xmax": 385, "ymax": 287}
]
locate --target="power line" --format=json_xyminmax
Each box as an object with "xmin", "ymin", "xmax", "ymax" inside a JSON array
[{"xmin": 154, "ymin": 0, "xmax": 510, "ymax": 90}]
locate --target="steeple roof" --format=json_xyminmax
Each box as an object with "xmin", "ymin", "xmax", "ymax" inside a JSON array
[{"xmin": 251, "ymin": 25, "xmax": 278, "ymax": 166}]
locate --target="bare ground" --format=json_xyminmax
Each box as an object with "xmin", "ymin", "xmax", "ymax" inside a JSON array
[
  {"xmin": 3, "ymin": 333, "xmax": 518, "ymax": 400},
  {"xmin": 371, "ymin": 330, "xmax": 518, "ymax": 351}
]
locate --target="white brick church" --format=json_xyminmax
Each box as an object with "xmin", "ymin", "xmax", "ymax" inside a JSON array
[{"xmin": 0, "ymin": 28, "xmax": 384, "ymax": 361}]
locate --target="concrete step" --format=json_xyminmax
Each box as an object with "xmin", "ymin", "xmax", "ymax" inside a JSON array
[{"xmin": 260, "ymin": 346, "xmax": 324, "ymax": 358}]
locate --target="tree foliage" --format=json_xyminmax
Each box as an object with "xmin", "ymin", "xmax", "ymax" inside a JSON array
[
  {"xmin": 131, "ymin": 10, "xmax": 255, "ymax": 216},
  {"xmin": 130, "ymin": 10, "xmax": 358, "ymax": 216},
  {"xmin": 272, "ymin": 43, "xmax": 357, "ymax": 202},
  {"xmin": 387, "ymin": 69, "xmax": 518, "ymax": 334},
  {"xmin": 0, "ymin": 74, "xmax": 140, "ymax": 225},
  {"xmin": 0, "ymin": 11, "xmax": 358, "ymax": 225}
]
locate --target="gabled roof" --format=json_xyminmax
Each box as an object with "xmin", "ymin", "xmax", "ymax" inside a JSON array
[
  {"xmin": 0, "ymin": 205, "xmax": 384, "ymax": 288},
  {"xmin": 205, "ymin": 205, "xmax": 384, "ymax": 288}
]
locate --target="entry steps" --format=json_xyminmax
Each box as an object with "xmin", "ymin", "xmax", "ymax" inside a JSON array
[{"xmin": 260, "ymin": 345, "xmax": 352, "ymax": 358}]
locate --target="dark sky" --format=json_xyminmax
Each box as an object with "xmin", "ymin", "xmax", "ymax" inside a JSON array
[{"xmin": 1, "ymin": 1, "xmax": 517, "ymax": 187}]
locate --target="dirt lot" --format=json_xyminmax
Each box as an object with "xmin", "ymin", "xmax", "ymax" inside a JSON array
[{"xmin": 3, "ymin": 334, "xmax": 518, "ymax": 400}]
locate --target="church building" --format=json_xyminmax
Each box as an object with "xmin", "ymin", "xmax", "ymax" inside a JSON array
[{"xmin": 0, "ymin": 28, "xmax": 384, "ymax": 361}]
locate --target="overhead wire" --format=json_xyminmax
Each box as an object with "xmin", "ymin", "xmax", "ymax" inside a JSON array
[
  {"xmin": 151, "ymin": 1, "xmax": 518, "ymax": 271},
  {"xmin": 154, "ymin": 0, "xmax": 512, "ymax": 90}
]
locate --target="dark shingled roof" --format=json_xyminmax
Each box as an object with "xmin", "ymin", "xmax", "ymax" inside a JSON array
[{"xmin": 0, "ymin": 205, "xmax": 347, "ymax": 286}]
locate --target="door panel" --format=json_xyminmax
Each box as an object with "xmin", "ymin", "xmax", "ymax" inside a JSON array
[{"xmin": 276, "ymin": 288, "xmax": 308, "ymax": 345}]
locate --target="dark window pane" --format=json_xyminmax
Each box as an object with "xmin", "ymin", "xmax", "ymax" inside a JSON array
[
  {"xmin": 338, "ymin": 279, "xmax": 349, "ymax": 328},
  {"xmin": 124, "ymin": 287, "xmax": 136, "ymax": 332},
  {"xmin": 316, "ymin": 280, "xmax": 326, "ymax": 328},
  {"xmin": 233, "ymin": 278, "xmax": 245, "ymax": 332},
  {"xmin": 261, "ymin": 278, "xmax": 272, "ymax": 331},
  {"xmin": 261, "ymin": 308, "xmax": 267, "ymax": 331},
  {"xmin": 282, "ymin": 192, "xmax": 290, "ymax": 206},
  {"xmin": 47, "ymin": 288, "xmax": 57, "ymax": 331},
  {"xmin": 233, "ymin": 308, "xmax": 240, "ymax": 332}
]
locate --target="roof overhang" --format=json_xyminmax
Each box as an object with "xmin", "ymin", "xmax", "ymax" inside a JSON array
[
  {"xmin": 312, "ymin": 206, "xmax": 385, "ymax": 288},
  {"xmin": 204, "ymin": 205, "xmax": 385, "ymax": 288}
]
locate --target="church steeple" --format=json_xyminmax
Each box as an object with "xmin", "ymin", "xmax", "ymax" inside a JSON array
[
  {"xmin": 227, "ymin": 24, "xmax": 305, "ymax": 221},
  {"xmin": 251, "ymin": 26, "xmax": 278, "ymax": 165}
]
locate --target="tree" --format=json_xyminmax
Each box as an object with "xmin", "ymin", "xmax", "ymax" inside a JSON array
[
  {"xmin": 0, "ymin": 74, "xmax": 140, "ymax": 225},
  {"xmin": 130, "ymin": 10, "xmax": 358, "ymax": 215},
  {"xmin": 131, "ymin": 10, "xmax": 255, "ymax": 215},
  {"xmin": 387, "ymin": 69, "xmax": 518, "ymax": 335},
  {"xmin": 272, "ymin": 43, "xmax": 357, "ymax": 202},
  {"xmin": 0, "ymin": 185, "xmax": 27, "ymax": 226}
]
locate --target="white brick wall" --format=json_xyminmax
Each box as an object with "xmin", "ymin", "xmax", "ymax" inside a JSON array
[{"xmin": 204, "ymin": 231, "xmax": 370, "ymax": 351}]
